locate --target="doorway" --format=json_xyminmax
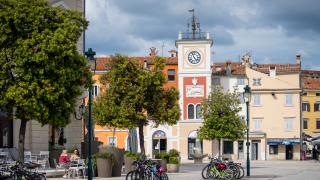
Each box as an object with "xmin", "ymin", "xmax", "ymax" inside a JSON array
[
  {"xmin": 285, "ymin": 145, "xmax": 293, "ymax": 160},
  {"xmin": 251, "ymin": 142, "xmax": 259, "ymax": 160},
  {"xmin": 188, "ymin": 131, "xmax": 203, "ymax": 160},
  {"xmin": 152, "ymin": 130, "xmax": 167, "ymax": 158},
  {"xmin": 238, "ymin": 141, "xmax": 244, "ymax": 159},
  {"xmin": 0, "ymin": 116, "xmax": 13, "ymax": 148}
]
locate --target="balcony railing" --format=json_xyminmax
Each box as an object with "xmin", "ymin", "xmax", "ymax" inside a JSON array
[{"xmin": 178, "ymin": 32, "xmax": 210, "ymax": 40}]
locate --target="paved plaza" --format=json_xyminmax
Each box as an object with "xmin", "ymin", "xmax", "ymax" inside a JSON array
[{"xmin": 48, "ymin": 160, "xmax": 320, "ymax": 180}]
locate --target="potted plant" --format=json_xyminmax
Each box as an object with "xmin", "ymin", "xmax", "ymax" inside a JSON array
[
  {"xmin": 124, "ymin": 151, "xmax": 139, "ymax": 173},
  {"xmin": 166, "ymin": 149, "xmax": 180, "ymax": 173},
  {"xmin": 156, "ymin": 151, "xmax": 169, "ymax": 171},
  {"xmin": 94, "ymin": 152, "xmax": 114, "ymax": 177}
]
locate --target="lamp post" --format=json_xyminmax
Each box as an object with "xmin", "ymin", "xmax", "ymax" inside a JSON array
[
  {"xmin": 244, "ymin": 85, "xmax": 251, "ymax": 176},
  {"xmin": 85, "ymin": 48, "xmax": 96, "ymax": 180}
]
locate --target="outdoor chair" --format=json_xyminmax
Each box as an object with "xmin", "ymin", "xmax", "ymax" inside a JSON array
[
  {"xmin": 0, "ymin": 152, "xmax": 9, "ymax": 163},
  {"xmin": 24, "ymin": 151, "xmax": 32, "ymax": 163},
  {"xmin": 38, "ymin": 151, "xmax": 50, "ymax": 169},
  {"xmin": 68, "ymin": 159, "xmax": 86, "ymax": 178}
]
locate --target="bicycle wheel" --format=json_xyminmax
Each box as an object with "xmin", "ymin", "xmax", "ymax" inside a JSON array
[
  {"xmin": 201, "ymin": 164, "xmax": 215, "ymax": 179},
  {"xmin": 157, "ymin": 173, "xmax": 169, "ymax": 180},
  {"xmin": 221, "ymin": 169, "xmax": 234, "ymax": 180},
  {"xmin": 34, "ymin": 173, "xmax": 46, "ymax": 180},
  {"xmin": 126, "ymin": 170, "xmax": 138, "ymax": 180},
  {"xmin": 236, "ymin": 165, "xmax": 244, "ymax": 179},
  {"xmin": 227, "ymin": 164, "xmax": 239, "ymax": 179}
]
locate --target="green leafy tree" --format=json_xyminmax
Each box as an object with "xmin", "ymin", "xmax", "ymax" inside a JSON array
[
  {"xmin": 0, "ymin": 0, "xmax": 90, "ymax": 161},
  {"xmin": 198, "ymin": 86, "xmax": 246, "ymax": 155},
  {"xmin": 93, "ymin": 55, "xmax": 179, "ymax": 155}
]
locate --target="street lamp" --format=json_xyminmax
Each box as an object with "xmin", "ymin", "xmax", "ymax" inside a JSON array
[
  {"xmin": 85, "ymin": 48, "xmax": 96, "ymax": 180},
  {"xmin": 244, "ymin": 85, "xmax": 251, "ymax": 176}
]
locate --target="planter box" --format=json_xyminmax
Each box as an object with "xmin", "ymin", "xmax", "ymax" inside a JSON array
[
  {"xmin": 96, "ymin": 158, "xmax": 113, "ymax": 177},
  {"xmin": 160, "ymin": 159, "xmax": 167, "ymax": 171},
  {"xmin": 167, "ymin": 163, "xmax": 179, "ymax": 173},
  {"xmin": 99, "ymin": 146, "xmax": 124, "ymax": 177},
  {"xmin": 124, "ymin": 156, "xmax": 135, "ymax": 174}
]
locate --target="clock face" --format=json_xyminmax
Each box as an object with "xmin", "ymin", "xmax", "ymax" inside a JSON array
[{"xmin": 188, "ymin": 51, "xmax": 201, "ymax": 64}]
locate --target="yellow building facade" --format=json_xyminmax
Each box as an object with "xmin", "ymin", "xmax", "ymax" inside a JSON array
[{"xmin": 301, "ymin": 70, "xmax": 320, "ymax": 158}]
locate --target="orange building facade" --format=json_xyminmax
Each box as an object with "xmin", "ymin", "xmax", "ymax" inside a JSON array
[{"xmin": 91, "ymin": 49, "xmax": 178, "ymax": 149}]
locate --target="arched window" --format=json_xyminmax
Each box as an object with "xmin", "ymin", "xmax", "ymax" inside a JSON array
[
  {"xmin": 188, "ymin": 104, "xmax": 194, "ymax": 119},
  {"xmin": 196, "ymin": 104, "xmax": 202, "ymax": 119}
]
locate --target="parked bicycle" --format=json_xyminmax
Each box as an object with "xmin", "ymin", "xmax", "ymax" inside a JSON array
[
  {"xmin": 126, "ymin": 159, "xmax": 168, "ymax": 180},
  {"xmin": 202, "ymin": 155, "xmax": 244, "ymax": 179},
  {"xmin": 0, "ymin": 161, "xmax": 46, "ymax": 180}
]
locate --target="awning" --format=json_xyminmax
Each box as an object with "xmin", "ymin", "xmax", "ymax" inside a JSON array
[
  {"xmin": 267, "ymin": 138, "xmax": 300, "ymax": 145},
  {"xmin": 311, "ymin": 135, "xmax": 320, "ymax": 141},
  {"xmin": 311, "ymin": 139, "xmax": 320, "ymax": 145}
]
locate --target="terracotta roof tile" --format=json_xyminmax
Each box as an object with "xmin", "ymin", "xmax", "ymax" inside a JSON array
[
  {"xmin": 212, "ymin": 61, "xmax": 300, "ymax": 76},
  {"xmin": 252, "ymin": 64, "xmax": 300, "ymax": 74},
  {"xmin": 303, "ymin": 78, "xmax": 320, "ymax": 89},
  {"xmin": 302, "ymin": 70, "xmax": 320, "ymax": 89},
  {"xmin": 212, "ymin": 62, "xmax": 245, "ymax": 75},
  {"xmin": 94, "ymin": 56, "xmax": 177, "ymax": 71}
]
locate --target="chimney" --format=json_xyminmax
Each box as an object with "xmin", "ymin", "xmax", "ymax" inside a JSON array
[
  {"xmin": 168, "ymin": 50, "xmax": 177, "ymax": 57},
  {"xmin": 226, "ymin": 61, "xmax": 232, "ymax": 76},
  {"xmin": 143, "ymin": 60, "xmax": 148, "ymax": 69},
  {"xmin": 149, "ymin": 47, "xmax": 157, "ymax": 56},
  {"xmin": 296, "ymin": 54, "xmax": 301, "ymax": 65},
  {"xmin": 269, "ymin": 66, "xmax": 276, "ymax": 77}
]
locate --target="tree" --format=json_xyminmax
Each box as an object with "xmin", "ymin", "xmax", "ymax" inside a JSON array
[
  {"xmin": 198, "ymin": 86, "xmax": 246, "ymax": 156},
  {"xmin": 0, "ymin": 0, "xmax": 90, "ymax": 161},
  {"xmin": 93, "ymin": 55, "xmax": 179, "ymax": 155}
]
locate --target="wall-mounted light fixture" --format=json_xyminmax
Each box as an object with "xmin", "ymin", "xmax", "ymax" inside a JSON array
[{"xmin": 271, "ymin": 92, "xmax": 275, "ymax": 96}]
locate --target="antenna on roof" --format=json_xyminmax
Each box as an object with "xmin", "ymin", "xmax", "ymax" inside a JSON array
[
  {"xmin": 161, "ymin": 42, "xmax": 165, "ymax": 57},
  {"xmin": 188, "ymin": 9, "xmax": 200, "ymax": 39}
]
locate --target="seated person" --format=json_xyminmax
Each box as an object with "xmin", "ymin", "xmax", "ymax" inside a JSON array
[
  {"xmin": 70, "ymin": 149, "xmax": 80, "ymax": 162},
  {"xmin": 59, "ymin": 150, "xmax": 70, "ymax": 166},
  {"xmin": 59, "ymin": 150, "xmax": 70, "ymax": 178}
]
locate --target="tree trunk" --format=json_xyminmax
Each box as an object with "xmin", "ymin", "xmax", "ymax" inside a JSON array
[
  {"xmin": 138, "ymin": 122, "xmax": 145, "ymax": 156},
  {"xmin": 18, "ymin": 119, "xmax": 27, "ymax": 162},
  {"xmin": 218, "ymin": 138, "xmax": 221, "ymax": 160},
  {"xmin": 50, "ymin": 126, "xmax": 55, "ymax": 148}
]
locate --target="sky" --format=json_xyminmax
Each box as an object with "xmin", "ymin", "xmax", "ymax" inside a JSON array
[{"xmin": 85, "ymin": 0, "xmax": 320, "ymax": 70}]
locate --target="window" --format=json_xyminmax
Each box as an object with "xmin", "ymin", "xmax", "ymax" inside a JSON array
[
  {"xmin": 223, "ymin": 141, "xmax": 234, "ymax": 154},
  {"xmin": 314, "ymin": 102, "xmax": 320, "ymax": 112},
  {"xmin": 316, "ymin": 92, "xmax": 320, "ymax": 96},
  {"xmin": 253, "ymin": 78, "xmax": 261, "ymax": 86},
  {"xmin": 253, "ymin": 118, "xmax": 262, "ymax": 131},
  {"xmin": 285, "ymin": 94, "xmax": 293, "ymax": 106},
  {"xmin": 302, "ymin": 92, "xmax": 307, "ymax": 96},
  {"xmin": 269, "ymin": 145, "xmax": 278, "ymax": 155},
  {"xmin": 302, "ymin": 102, "xmax": 310, "ymax": 112},
  {"xmin": 284, "ymin": 118, "xmax": 294, "ymax": 131},
  {"xmin": 167, "ymin": 69, "xmax": 175, "ymax": 81},
  {"xmin": 317, "ymin": 119, "xmax": 320, "ymax": 129},
  {"xmin": 108, "ymin": 136, "xmax": 116, "ymax": 146},
  {"xmin": 237, "ymin": 77, "xmax": 245, "ymax": 85},
  {"xmin": 239, "ymin": 93, "xmax": 245, "ymax": 104},
  {"xmin": 253, "ymin": 95, "xmax": 261, "ymax": 106},
  {"xmin": 196, "ymin": 104, "xmax": 202, "ymax": 119},
  {"xmin": 91, "ymin": 85, "xmax": 100, "ymax": 97},
  {"xmin": 212, "ymin": 78, "xmax": 220, "ymax": 85},
  {"xmin": 303, "ymin": 118, "xmax": 308, "ymax": 129},
  {"xmin": 188, "ymin": 104, "xmax": 195, "ymax": 119}
]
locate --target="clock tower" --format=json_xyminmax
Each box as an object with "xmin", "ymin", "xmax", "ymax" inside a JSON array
[{"xmin": 176, "ymin": 10, "xmax": 213, "ymax": 121}]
